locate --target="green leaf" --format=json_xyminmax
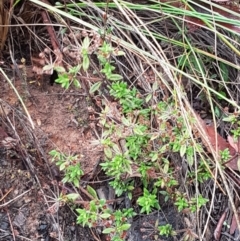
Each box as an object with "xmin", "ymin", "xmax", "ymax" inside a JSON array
[
  {"xmin": 214, "ymin": 106, "xmax": 221, "ymax": 118},
  {"xmin": 180, "ymin": 144, "xmax": 186, "ymax": 157},
  {"xmin": 43, "ymin": 64, "xmax": 54, "ymax": 72},
  {"xmin": 66, "ymin": 193, "xmax": 80, "ymax": 201},
  {"xmin": 90, "ymin": 81, "xmax": 102, "ymax": 94},
  {"xmin": 152, "ymin": 81, "xmax": 158, "ymax": 92},
  {"xmin": 100, "ymin": 213, "xmax": 111, "ymax": 219},
  {"xmin": 73, "ymin": 178, "xmax": 80, "ymax": 187},
  {"xmin": 113, "ymin": 50, "xmax": 125, "ymax": 56},
  {"xmin": 178, "ymin": 54, "xmax": 188, "ymax": 68},
  {"xmin": 119, "ymin": 223, "xmax": 131, "ymax": 231},
  {"xmin": 73, "ymin": 79, "xmax": 81, "ymax": 88},
  {"xmin": 222, "ymin": 115, "xmax": 236, "ymax": 123},
  {"xmin": 82, "ymin": 55, "xmax": 89, "ymax": 71},
  {"xmin": 145, "ymin": 94, "xmax": 152, "ymax": 103},
  {"xmin": 69, "ymin": 65, "xmax": 81, "ymax": 74},
  {"xmin": 62, "ymin": 176, "xmax": 69, "ymax": 183},
  {"xmin": 219, "ymin": 62, "xmax": 229, "ymax": 82},
  {"xmin": 163, "ymin": 162, "xmax": 169, "ymax": 174},
  {"xmin": 112, "ymin": 143, "xmax": 121, "ymax": 153},
  {"xmin": 49, "ymin": 149, "xmax": 57, "ymax": 157},
  {"xmin": 121, "ymin": 117, "xmax": 131, "ymax": 126},
  {"xmin": 102, "ymin": 228, "xmax": 115, "ymax": 234},
  {"xmin": 59, "ymin": 162, "xmax": 66, "ymax": 171},
  {"xmin": 108, "ymin": 74, "xmax": 123, "ymax": 81},
  {"xmin": 216, "ymin": 91, "xmax": 226, "ymax": 100},
  {"xmin": 54, "ymin": 66, "xmax": 66, "ymax": 73},
  {"xmin": 82, "ymin": 36, "xmax": 90, "ymax": 49},
  {"xmin": 63, "ymin": 81, "xmax": 70, "ymax": 89},
  {"xmin": 133, "ymin": 127, "xmax": 144, "ymax": 135},
  {"xmin": 87, "ymin": 185, "xmax": 98, "ymax": 199},
  {"xmin": 104, "ymin": 147, "xmax": 112, "ymax": 158}
]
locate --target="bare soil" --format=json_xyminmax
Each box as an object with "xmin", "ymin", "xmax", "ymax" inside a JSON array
[{"xmin": 0, "ymin": 73, "xmax": 100, "ymax": 241}]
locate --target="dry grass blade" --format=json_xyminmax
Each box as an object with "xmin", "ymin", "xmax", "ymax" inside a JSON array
[{"xmin": 0, "ymin": 0, "xmax": 12, "ymax": 50}]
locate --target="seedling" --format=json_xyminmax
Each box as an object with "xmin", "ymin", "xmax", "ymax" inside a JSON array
[
  {"xmin": 158, "ymin": 224, "xmax": 176, "ymax": 237},
  {"xmin": 49, "ymin": 150, "xmax": 84, "ymax": 187},
  {"xmin": 76, "ymin": 199, "xmax": 136, "ymax": 241},
  {"xmin": 137, "ymin": 189, "xmax": 160, "ymax": 214}
]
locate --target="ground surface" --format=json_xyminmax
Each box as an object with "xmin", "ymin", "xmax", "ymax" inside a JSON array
[
  {"xmin": 0, "ymin": 75, "xmax": 99, "ymax": 241},
  {"xmin": 0, "ymin": 1, "xmax": 238, "ymax": 241},
  {"xmin": 0, "ymin": 69, "xmax": 184, "ymax": 241}
]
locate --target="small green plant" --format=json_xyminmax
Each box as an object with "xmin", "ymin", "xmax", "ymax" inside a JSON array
[
  {"xmin": 138, "ymin": 163, "xmax": 152, "ymax": 187},
  {"xmin": 54, "ymin": 65, "xmax": 81, "ymax": 89},
  {"xmin": 109, "ymin": 178, "xmax": 134, "ymax": 198},
  {"xmin": 110, "ymin": 81, "xmax": 143, "ymax": 112},
  {"xmin": 158, "ymin": 224, "xmax": 176, "ymax": 237},
  {"xmin": 52, "ymin": 26, "xmax": 211, "ymax": 239},
  {"xmin": 223, "ymin": 114, "xmax": 240, "ymax": 139},
  {"xmin": 189, "ymin": 195, "xmax": 209, "ymax": 212},
  {"xmin": 137, "ymin": 189, "xmax": 160, "ymax": 214},
  {"xmin": 76, "ymin": 199, "xmax": 136, "ymax": 241},
  {"xmin": 100, "ymin": 154, "xmax": 132, "ymax": 179},
  {"xmin": 188, "ymin": 159, "xmax": 212, "ymax": 183},
  {"xmin": 174, "ymin": 194, "xmax": 208, "ymax": 212},
  {"xmin": 220, "ymin": 148, "xmax": 231, "ymax": 162},
  {"xmin": 49, "ymin": 150, "xmax": 84, "ymax": 187},
  {"xmin": 81, "ymin": 36, "xmax": 90, "ymax": 71},
  {"xmin": 126, "ymin": 131, "xmax": 149, "ymax": 160},
  {"xmin": 76, "ymin": 199, "xmax": 108, "ymax": 227},
  {"xmin": 174, "ymin": 196, "xmax": 189, "ymax": 212},
  {"xmin": 52, "ymin": 36, "xmax": 92, "ymax": 89},
  {"xmin": 223, "ymin": 221, "xmax": 230, "ymax": 229},
  {"xmin": 97, "ymin": 41, "xmax": 123, "ymax": 81}
]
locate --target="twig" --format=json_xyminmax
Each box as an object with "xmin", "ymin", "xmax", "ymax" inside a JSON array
[
  {"xmin": 41, "ymin": 10, "xmax": 60, "ymax": 52},
  {"xmin": 0, "ymin": 188, "xmax": 13, "ymax": 202},
  {"xmin": 41, "ymin": 7, "xmax": 63, "ymax": 67},
  {"xmin": 0, "ymin": 229, "xmax": 32, "ymax": 241},
  {"xmin": 0, "ymin": 190, "xmax": 15, "ymax": 241},
  {"xmin": 6, "ymin": 209, "xmax": 15, "ymax": 241},
  {"xmin": 0, "ymin": 189, "xmax": 31, "ymax": 208},
  {"xmin": 90, "ymin": 228, "xmax": 101, "ymax": 241},
  {"xmin": 79, "ymin": 186, "xmax": 96, "ymax": 200}
]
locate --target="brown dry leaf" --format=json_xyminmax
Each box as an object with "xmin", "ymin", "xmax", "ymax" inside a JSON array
[
  {"xmin": 195, "ymin": 114, "xmax": 239, "ymax": 170},
  {"xmin": 214, "ymin": 208, "xmax": 228, "ymax": 241},
  {"xmin": 185, "ymin": 2, "xmax": 240, "ymax": 33},
  {"xmin": 230, "ymin": 208, "xmax": 240, "ymax": 235},
  {"xmin": 230, "ymin": 214, "xmax": 237, "ymax": 235},
  {"xmin": 226, "ymin": 135, "xmax": 240, "ymax": 171},
  {"xmin": 228, "ymin": 135, "xmax": 239, "ymax": 153},
  {"xmin": 196, "ymin": 114, "xmax": 230, "ymax": 152}
]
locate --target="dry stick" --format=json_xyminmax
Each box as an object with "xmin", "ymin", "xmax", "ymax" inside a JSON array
[
  {"xmin": 0, "ymin": 188, "xmax": 12, "ymax": 202},
  {"xmin": 0, "ymin": 190, "xmax": 15, "ymax": 241},
  {"xmin": 0, "ymin": 189, "xmax": 31, "ymax": 208},
  {"xmin": 90, "ymin": 229, "xmax": 101, "ymax": 241},
  {"xmin": 5, "ymin": 209, "xmax": 15, "ymax": 241},
  {"xmin": 41, "ymin": 10, "xmax": 63, "ymax": 66},
  {"xmin": 0, "ymin": 228, "xmax": 32, "ymax": 241},
  {"xmin": 41, "ymin": 10, "xmax": 60, "ymax": 52},
  {"xmin": 79, "ymin": 186, "xmax": 96, "ymax": 201}
]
